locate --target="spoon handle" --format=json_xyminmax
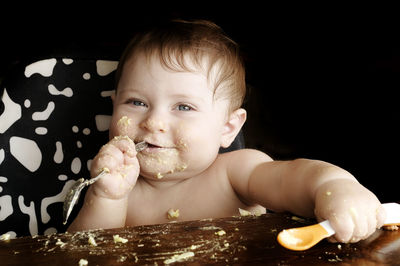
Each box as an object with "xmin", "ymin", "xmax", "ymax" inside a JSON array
[
  {"xmin": 318, "ymin": 220, "xmax": 335, "ymax": 236},
  {"xmin": 85, "ymin": 168, "xmax": 109, "ymax": 185}
]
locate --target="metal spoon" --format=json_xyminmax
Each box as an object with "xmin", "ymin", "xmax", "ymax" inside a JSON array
[{"xmin": 63, "ymin": 141, "xmax": 147, "ymax": 224}]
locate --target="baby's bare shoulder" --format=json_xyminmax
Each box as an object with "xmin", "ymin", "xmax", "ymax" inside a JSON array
[
  {"xmin": 216, "ymin": 149, "xmax": 273, "ymax": 167},
  {"xmin": 215, "ymin": 149, "xmax": 273, "ymax": 191}
]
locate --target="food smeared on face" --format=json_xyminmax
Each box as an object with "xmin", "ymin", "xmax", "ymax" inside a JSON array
[
  {"xmin": 156, "ymin": 172, "xmax": 163, "ymax": 179},
  {"xmin": 117, "ymin": 116, "xmax": 132, "ymax": 135},
  {"xmin": 138, "ymin": 146, "xmax": 188, "ymax": 179}
]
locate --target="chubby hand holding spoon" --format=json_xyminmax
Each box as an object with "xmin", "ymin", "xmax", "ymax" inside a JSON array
[
  {"xmin": 62, "ymin": 141, "xmax": 147, "ymax": 224},
  {"xmin": 277, "ymin": 202, "xmax": 400, "ymax": 251}
]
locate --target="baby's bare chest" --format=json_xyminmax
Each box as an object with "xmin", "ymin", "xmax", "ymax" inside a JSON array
[{"xmin": 125, "ymin": 178, "xmax": 246, "ymax": 226}]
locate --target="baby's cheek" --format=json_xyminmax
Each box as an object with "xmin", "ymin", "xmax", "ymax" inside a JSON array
[
  {"xmin": 175, "ymin": 124, "xmax": 198, "ymax": 150},
  {"xmin": 117, "ymin": 116, "xmax": 132, "ymax": 135},
  {"xmin": 110, "ymin": 115, "xmax": 138, "ymax": 140}
]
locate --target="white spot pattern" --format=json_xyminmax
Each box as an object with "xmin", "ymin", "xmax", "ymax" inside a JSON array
[
  {"xmin": 35, "ymin": 127, "xmax": 48, "ymax": 135},
  {"xmin": 95, "ymin": 115, "xmax": 112, "ymax": 131},
  {"xmin": 1, "ymin": 58, "xmax": 117, "ymax": 237},
  {"xmin": 24, "ymin": 58, "xmax": 57, "ymax": 78},
  {"xmin": 54, "ymin": 141, "xmax": 64, "ymax": 164},
  {"xmin": 101, "ymin": 90, "xmax": 114, "ymax": 97},
  {"xmin": 62, "ymin": 58, "xmax": 73, "ymax": 65},
  {"xmin": 0, "ymin": 89, "xmax": 22, "ymax": 134},
  {"xmin": 18, "ymin": 195, "xmax": 38, "ymax": 236},
  {"xmin": 48, "ymin": 84, "xmax": 73, "ymax": 97},
  {"xmin": 71, "ymin": 157, "xmax": 82, "ymax": 174},
  {"xmin": 96, "ymin": 60, "xmax": 118, "ymax": 76},
  {"xmin": 24, "ymin": 99, "xmax": 31, "ymax": 108},
  {"xmin": 0, "ymin": 149, "xmax": 4, "ymax": 165},
  {"xmin": 83, "ymin": 73, "xmax": 91, "ymax": 80},
  {"xmin": 10, "ymin": 136, "xmax": 42, "ymax": 172},
  {"xmin": 32, "ymin": 101, "xmax": 55, "ymax": 121},
  {"xmin": 0, "ymin": 195, "xmax": 13, "ymax": 221}
]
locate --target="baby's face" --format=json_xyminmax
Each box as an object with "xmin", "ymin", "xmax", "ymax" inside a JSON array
[{"xmin": 109, "ymin": 54, "xmax": 230, "ymax": 181}]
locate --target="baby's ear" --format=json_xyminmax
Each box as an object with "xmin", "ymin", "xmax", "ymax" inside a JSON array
[{"xmin": 220, "ymin": 108, "xmax": 247, "ymax": 148}]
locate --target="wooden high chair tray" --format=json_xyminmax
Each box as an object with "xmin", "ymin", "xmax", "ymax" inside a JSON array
[{"xmin": 1, "ymin": 212, "xmax": 399, "ymax": 265}]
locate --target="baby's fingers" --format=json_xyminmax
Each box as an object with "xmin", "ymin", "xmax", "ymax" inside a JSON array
[
  {"xmin": 108, "ymin": 136, "xmax": 137, "ymax": 158},
  {"xmin": 329, "ymin": 215, "xmax": 354, "ymax": 243},
  {"xmin": 376, "ymin": 204, "xmax": 387, "ymax": 229},
  {"xmin": 92, "ymin": 153, "xmax": 119, "ymax": 177}
]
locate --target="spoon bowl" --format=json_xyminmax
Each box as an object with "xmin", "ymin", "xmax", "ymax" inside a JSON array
[{"xmin": 277, "ymin": 221, "xmax": 333, "ymax": 251}]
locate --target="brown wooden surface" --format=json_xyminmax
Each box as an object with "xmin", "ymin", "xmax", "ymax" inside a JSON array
[{"xmin": 1, "ymin": 213, "xmax": 400, "ymax": 265}]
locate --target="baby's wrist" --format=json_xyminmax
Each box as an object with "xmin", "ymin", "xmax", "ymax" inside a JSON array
[{"xmin": 89, "ymin": 185, "xmax": 130, "ymax": 201}]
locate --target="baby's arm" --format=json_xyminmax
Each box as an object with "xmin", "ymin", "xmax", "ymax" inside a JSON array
[
  {"xmin": 67, "ymin": 136, "xmax": 140, "ymax": 232},
  {"xmin": 226, "ymin": 149, "xmax": 386, "ymax": 243}
]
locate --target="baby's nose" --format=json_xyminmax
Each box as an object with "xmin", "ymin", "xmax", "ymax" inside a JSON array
[{"xmin": 139, "ymin": 118, "xmax": 167, "ymax": 133}]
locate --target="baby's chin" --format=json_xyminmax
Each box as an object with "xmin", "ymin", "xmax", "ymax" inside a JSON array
[
  {"xmin": 137, "ymin": 157, "xmax": 187, "ymax": 180},
  {"xmin": 139, "ymin": 168, "xmax": 186, "ymax": 181}
]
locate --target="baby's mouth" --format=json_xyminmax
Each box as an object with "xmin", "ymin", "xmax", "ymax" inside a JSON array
[
  {"xmin": 136, "ymin": 139, "xmax": 176, "ymax": 153},
  {"xmin": 147, "ymin": 143, "xmax": 161, "ymax": 149},
  {"xmin": 142, "ymin": 142, "xmax": 172, "ymax": 152}
]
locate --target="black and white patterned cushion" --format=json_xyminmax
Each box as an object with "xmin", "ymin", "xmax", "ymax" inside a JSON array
[
  {"xmin": 0, "ymin": 58, "xmax": 117, "ymax": 237},
  {"xmin": 0, "ymin": 56, "xmax": 244, "ymax": 238}
]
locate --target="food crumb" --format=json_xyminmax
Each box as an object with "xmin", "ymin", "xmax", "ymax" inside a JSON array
[
  {"xmin": 328, "ymin": 255, "xmax": 343, "ymax": 262},
  {"xmin": 291, "ymin": 216, "xmax": 306, "ymax": 223},
  {"xmin": 55, "ymin": 238, "xmax": 66, "ymax": 248},
  {"xmin": 167, "ymin": 209, "xmax": 180, "ymax": 219},
  {"xmin": 79, "ymin": 259, "xmax": 88, "ymax": 266},
  {"xmin": 238, "ymin": 208, "xmax": 252, "ymax": 216},
  {"xmin": 156, "ymin": 172, "xmax": 164, "ymax": 179},
  {"xmin": 163, "ymin": 252, "xmax": 195, "ymax": 264},
  {"xmin": 113, "ymin": 234, "xmax": 128, "ymax": 244},
  {"xmin": 337, "ymin": 244, "xmax": 342, "ymax": 250},
  {"xmin": 88, "ymin": 235, "xmax": 97, "ymax": 246},
  {"xmin": 278, "ymin": 230, "xmax": 303, "ymax": 245},
  {"xmin": 0, "ymin": 233, "xmax": 11, "ymax": 241},
  {"xmin": 383, "ymin": 225, "xmax": 399, "ymax": 231},
  {"xmin": 118, "ymin": 116, "xmax": 131, "ymax": 123},
  {"xmin": 99, "ymin": 167, "xmax": 110, "ymax": 174},
  {"xmin": 215, "ymin": 230, "xmax": 226, "ymax": 236},
  {"xmin": 190, "ymin": 244, "xmax": 202, "ymax": 250},
  {"xmin": 118, "ymin": 255, "xmax": 127, "ymax": 262}
]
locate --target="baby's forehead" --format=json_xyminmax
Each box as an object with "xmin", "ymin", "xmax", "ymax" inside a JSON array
[
  {"xmin": 131, "ymin": 51, "xmax": 221, "ymax": 88},
  {"xmin": 140, "ymin": 51, "xmax": 214, "ymax": 73}
]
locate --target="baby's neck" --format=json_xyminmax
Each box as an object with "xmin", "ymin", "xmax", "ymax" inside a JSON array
[{"xmin": 137, "ymin": 175, "xmax": 189, "ymax": 190}]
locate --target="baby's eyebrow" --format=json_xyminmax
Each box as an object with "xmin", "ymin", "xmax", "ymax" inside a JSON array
[{"xmin": 170, "ymin": 93, "xmax": 208, "ymax": 103}]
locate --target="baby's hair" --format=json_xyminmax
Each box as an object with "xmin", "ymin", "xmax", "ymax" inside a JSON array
[{"xmin": 115, "ymin": 19, "xmax": 246, "ymax": 112}]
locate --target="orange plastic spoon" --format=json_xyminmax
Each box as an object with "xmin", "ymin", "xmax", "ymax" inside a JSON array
[
  {"xmin": 278, "ymin": 203, "xmax": 400, "ymax": 251},
  {"xmin": 277, "ymin": 220, "xmax": 334, "ymax": 251}
]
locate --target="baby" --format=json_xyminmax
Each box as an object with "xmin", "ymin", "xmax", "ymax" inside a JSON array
[{"xmin": 68, "ymin": 19, "xmax": 385, "ymax": 243}]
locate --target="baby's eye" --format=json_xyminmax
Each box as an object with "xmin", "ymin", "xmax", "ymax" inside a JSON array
[
  {"xmin": 177, "ymin": 104, "xmax": 193, "ymax": 111},
  {"xmin": 129, "ymin": 99, "xmax": 147, "ymax": 107}
]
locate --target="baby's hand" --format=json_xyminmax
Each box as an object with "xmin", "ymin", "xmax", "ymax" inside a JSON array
[
  {"xmin": 314, "ymin": 179, "xmax": 386, "ymax": 243},
  {"xmin": 90, "ymin": 136, "xmax": 140, "ymax": 200}
]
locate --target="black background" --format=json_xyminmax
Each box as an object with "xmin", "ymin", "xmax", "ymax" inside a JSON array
[{"xmin": 1, "ymin": 3, "xmax": 399, "ymax": 202}]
